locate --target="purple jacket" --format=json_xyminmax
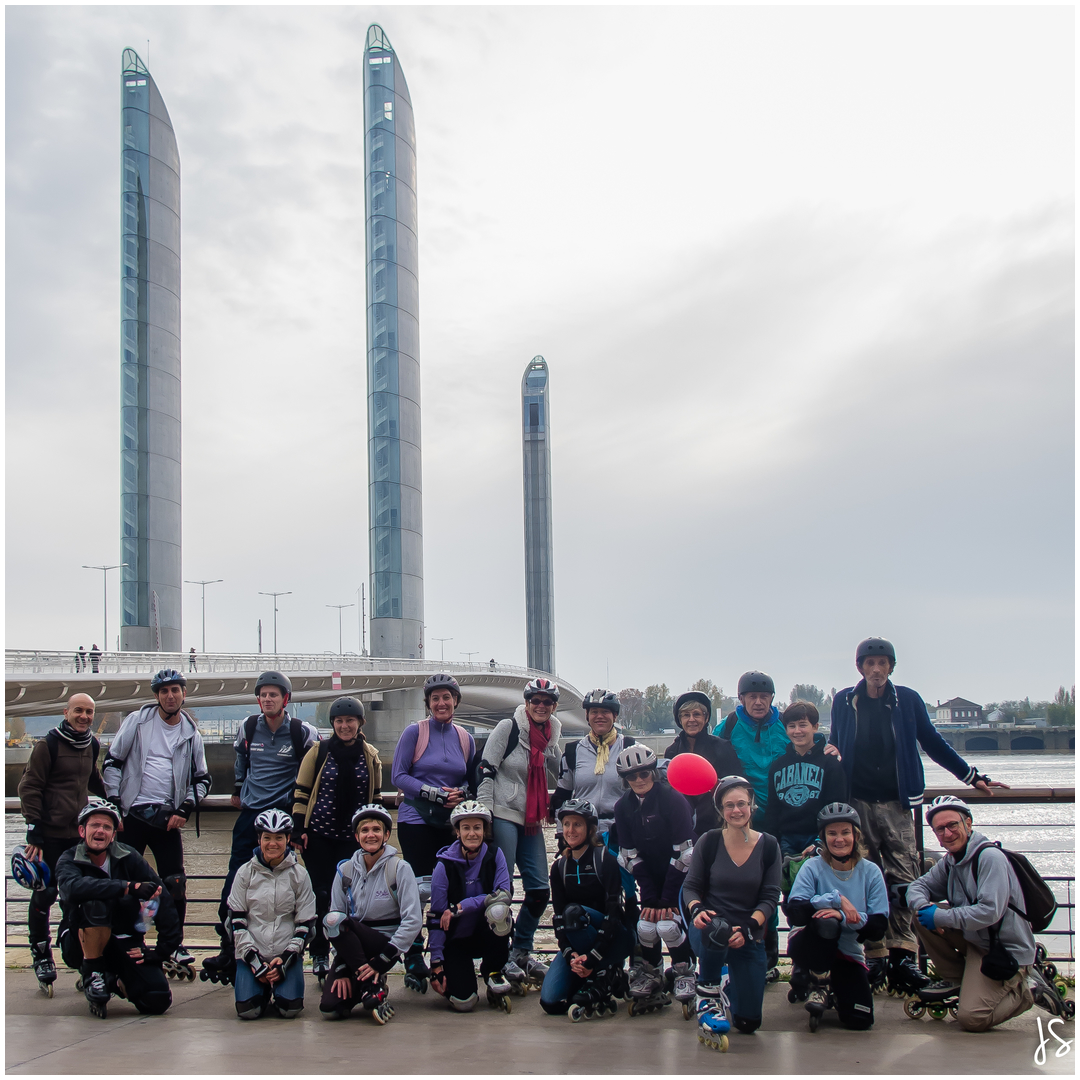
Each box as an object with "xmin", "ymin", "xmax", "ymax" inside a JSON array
[
  {"xmin": 427, "ymin": 840, "xmax": 511, "ymax": 963},
  {"xmin": 391, "ymin": 718, "xmax": 474, "ymax": 827}
]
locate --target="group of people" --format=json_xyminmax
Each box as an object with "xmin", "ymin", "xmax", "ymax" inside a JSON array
[{"xmin": 14, "ymin": 635, "xmax": 1071, "ymax": 1042}]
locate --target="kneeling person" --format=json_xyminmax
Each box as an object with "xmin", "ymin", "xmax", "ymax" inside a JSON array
[
  {"xmin": 428, "ymin": 801, "xmax": 515, "ymax": 1012},
  {"xmin": 785, "ymin": 803, "xmax": 889, "ymax": 1030},
  {"xmin": 228, "ymin": 809, "xmax": 316, "ymax": 1020},
  {"xmin": 55, "ymin": 798, "xmax": 179, "ymax": 1019},
  {"xmin": 320, "ymin": 804, "xmax": 422, "ymax": 1023}
]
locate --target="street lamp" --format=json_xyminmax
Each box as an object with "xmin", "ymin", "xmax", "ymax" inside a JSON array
[
  {"xmin": 356, "ymin": 584, "xmax": 366, "ymax": 655},
  {"xmin": 432, "ymin": 637, "xmax": 452, "ymax": 662},
  {"xmin": 326, "ymin": 603, "xmax": 354, "ymax": 655},
  {"xmin": 185, "ymin": 578, "xmax": 223, "ymax": 652},
  {"xmin": 258, "ymin": 591, "xmax": 291, "ymax": 654},
  {"xmin": 82, "ymin": 563, "xmax": 127, "ymax": 654},
  {"xmin": 461, "ymin": 651, "xmax": 478, "ymax": 663}
]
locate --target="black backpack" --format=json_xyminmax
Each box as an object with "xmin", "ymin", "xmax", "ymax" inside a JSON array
[
  {"xmin": 242, "ymin": 715, "xmax": 309, "ymax": 763},
  {"xmin": 972, "ymin": 841, "xmax": 1057, "ymax": 932},
  {"xmin": 562, "ymin": 734, "xmax": 635, "ymax": 774}
]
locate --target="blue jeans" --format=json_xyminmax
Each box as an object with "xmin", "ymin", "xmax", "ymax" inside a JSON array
[
  {"xmin": 602, "ymin": 830, "xmax": 638, "ymax": 902},
  {"xmin": 688, "ymin": 923, "xmax": 767, "ymax": 1025},
  {"xmin": 491, "ymin": 817, "xmax": 549, "ymax": 951},
  {"xmin": 234, "ymin": 957, "xmax": 306, "ymax": 1005},
  {"xmin": 540, "ymin": 907, "xmax": 634, "ymax": 1010}
]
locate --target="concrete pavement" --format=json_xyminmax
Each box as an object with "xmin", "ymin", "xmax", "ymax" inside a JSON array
[{"xmin": 5, "ymin": 966, "xmax": 1073, "ymax": 1074}]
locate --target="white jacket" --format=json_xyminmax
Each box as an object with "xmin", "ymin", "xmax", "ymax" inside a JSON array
[{"xmin": 228, "ymin": 848, "xmax": 316, "ymax": 963}]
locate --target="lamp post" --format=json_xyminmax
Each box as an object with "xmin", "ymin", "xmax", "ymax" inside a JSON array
[
  {"xmin": 82, "ymin": 563, "xmax": 127, "ymax": 654},
  {"xmin": 326, "ymin": 604, "xmax": 354, "ymax": 655},
  {"xmin": 432, "ymin": 637, "xmax": 452, "ymax": 662},
  {"xmin": 461, "ymin": 650, "xmax": 478, "ymax": 663},
  {"xmin": 258, "ymin": 591, "xmax": 291, "ymax": 654},
  {"xmin": 356, "ymin": 584, "xmax": 366, "ymax": 655},
  {"xmin": 185, "ymin": 578, "xmax": 223, "ymax": 652}
]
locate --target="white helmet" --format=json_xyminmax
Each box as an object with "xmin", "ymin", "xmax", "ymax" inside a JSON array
[
  {"xmin": 254, "ymin": 808, "xmax": 293, "ymax": 835},
  {"xmin": 352, "ymin": 803, "xmax": 393, "ymax": 832},
  {"xmin": 450, "ymin": 799, "xmax": 492, "ymax": 827},
  {"xmin": 925, "ymin": 795, "xmax": 972, "ymax": 827},
  {"xmin": 615, "ymin": 744, "xmax": 658, "ymax": 777}
]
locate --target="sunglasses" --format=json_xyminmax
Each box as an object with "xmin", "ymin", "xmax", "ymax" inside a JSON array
[
  {"xmin": 625, "ymin": 769, "xmax": 654, "ymax": 781},
  {"xmin": 530, "ymin": 697, "xmax": 555, "ymax": 708}
]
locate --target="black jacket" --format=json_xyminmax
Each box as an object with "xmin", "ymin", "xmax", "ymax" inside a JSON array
[
  {"xmin": 550, "ymin": 846, "xmax": 626, "ymax": 967},
  {"xmin": 664, "ymin": 730, "xmax": 744, "ymax": 833},
  {"xmin": 762, "ymin": 736, "xmax": 848, "ymax": 853},
  {"xmin": 56, "ymin": 840, "xmax": 181, "ymax": 956}
]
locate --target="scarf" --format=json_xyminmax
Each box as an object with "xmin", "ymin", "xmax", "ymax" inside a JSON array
[
  {"xmin": 55, "ymin": 719, "xmax": 93, "ymax": 750},
  {"xmin": 328, "ymin": 735, "xmax": 366, "ymax": 823},
  {"xmin": 524, "ymin": 718, "xmax": 552, "ymax": 835},
  {"xmin": 589, "ymin": 729, "xmax": 618, "ymax": 775}
]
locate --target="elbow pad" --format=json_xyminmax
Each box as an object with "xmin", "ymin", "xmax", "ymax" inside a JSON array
[
  {"xmin": 670, "ymin": 839, "xmax": 694, "ymax": 874},
  {"xmin": 618, "ymin": 847, "xmax": 642, "ymax": 874},
  {"xmin": 475, "ymin": 760, "xmax": 498, "ymax": 784},
  {"xmin": 291, "ymin": 918, "xmax": 316, "ymax": 950},
  {"xmin": 229, "ymin": 910, "xmax": 249, "ymax": 937},
  {"xmin": 419, "ymin": 784, "xmax": 448, "ymax": 806}
]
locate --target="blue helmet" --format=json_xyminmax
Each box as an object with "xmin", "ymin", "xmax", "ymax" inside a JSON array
[{"xmin": 11, "ymin": 846, "xmax": 50, "ymax": 891}]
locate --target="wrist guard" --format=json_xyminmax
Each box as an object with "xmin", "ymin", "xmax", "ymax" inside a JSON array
[
  {"xmin": 419, "ymin": 784, "xmax": 449, "ymax": 806},
  {"xmin": 368, "ymin": 943, "xmax": 400, "ymax": 974}
]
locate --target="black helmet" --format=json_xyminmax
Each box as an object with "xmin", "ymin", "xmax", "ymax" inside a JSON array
[
  {"xmin": 582, "ymin": 688, "xmax": 620, "ymax": 716},
  {"xmin": 713, "ymin": 774, "xmax": 755, "ymax": 812},
  {"xmin": 673, "ymin": 691, "xmax": 712, "ymax": 728},
  {"xmin": 523, "ymin": 677, "xmax": 560, "ymax": 702},
  {"xmin": 856, "ymin": 637, "xmax": 895, "ymax": 666},
  {"xmin": 255, "ymin": 670, "xmax": 292, "ymax": 697},
  {"xmin": 737, "ymin": 671, "xmax": 774, "ymax": 696},
  {"xmin": 816, "ymin": 802, "xmax": 862, "ymax": 832},
  {"xmin": 423, "ymin": 673, "xmax": 461, "ymax": 705},
  {"xmin": 151, "ymin": 668, "xmax": 186, "ymax": 692},
  {"xmin": 555, "ymin": 798, "xmax": 599, "ymax": 829},
  {"xmin": 328, "ymin": 696, "xmax": 365, "ymax": 722}
]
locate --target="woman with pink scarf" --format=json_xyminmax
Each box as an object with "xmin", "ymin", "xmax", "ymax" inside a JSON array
[{"xmin": 476, "ymin": 678, "xmax": 563, "ymax": 988}]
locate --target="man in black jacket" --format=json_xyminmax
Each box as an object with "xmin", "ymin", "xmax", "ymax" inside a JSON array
[{"xmin": 56, "ymin": 798, "xmax": 179, "ymax": 1019}]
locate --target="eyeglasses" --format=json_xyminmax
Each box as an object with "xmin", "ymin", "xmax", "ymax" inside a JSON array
[
  {"xmin": 530, "ymin": 698, "xmax": 555, "ymax": 708},
  {"xmin": 932, "ymin": 820, "xmax": 967, "ymax": 837},
  {"xmin": 625, "ymin": 769, "xmax": 654, "ymax": 781},
  {"xmin": 723, "ymin": 801, "xmax": 752, "ymax": 812}
]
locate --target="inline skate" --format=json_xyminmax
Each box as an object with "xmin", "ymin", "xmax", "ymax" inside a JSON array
[
  {"xmin": 669, "ymin": 961, "xmax": 697, "ymax": 1019},
  {"xmin": 805, "ymin": 969, "xmax": 834, "ymax": 1032},
  {"xmin": 30, "ymin": 940, "xmax": 56, "ymax": 998},
  {"xmin": 311, "ymin": 952, "xmax": 330, "ymax": 988},
  {"xmin": 485, "ymin": 971, "xmax": 514, "ymax": 1014},
  {"xmin": 887, "ymin": 952, "xmax": 930, "ymax": 997},
  {"xmin": 697, "ymin": 966, "xmax": 732, "ymax": 1051},
  {"xmin": 162, "ymin": 946, "xmax": 197, "ymax": 981},
  {"xmin": 568, "ymin": 969, "xmax": 618, "ymax": 1022},
  {"xmin": 362, "ymin": 976, "xmax": 395, "ymax": 1024},
  {"xmin": 403, "ymin": 949, "xmax": 429, "ymax": 994},
  {"xmin": 904, "ymin": 978, "xmax": 959, "ymax": 1021},
  {"xmin": 866, "ymin": 955, "xmax": 889, "ymax": 994},
  {"xmin": 627, "ymin": 960, "xmax": 671, "ymax": 1016},
  {"xmin": 81, "ymin": 965, "xmax": 111, "ymax": 1019},
  {"xmin": 199, "ymin": 925, "xmax": 236, "ymax": 986}
]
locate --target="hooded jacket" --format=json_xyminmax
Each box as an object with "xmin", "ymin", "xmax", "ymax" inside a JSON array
[
  {"xmin": 713, "ymin": 705, "xmax": 790, "ymax": 821},
  {"xmin": 329, "ymin": 842, "xmax": 423, "ymax": 955},
  {"xmin": 477, "ymin": 704, "xmax": 562, "ymax": 825},
  {"xmin": 427, "ymin": 840, "xmax": 512, "ymax": 963},
  {"xmin": 829, "ymin": 680, "xmax": 977, "ymax": 809},
  {"xmin": 905, "ymin": 830, "xmax": 1036, "ymax": 966},
  {"xmin": 103, "ymin": 704, "xmax": 211, "ymax": 818},
  {"xmin": 228, "ymin": 847, "xmax": 316, "ymax": 963},
  {"xmin": 762, "ymin": 735, "xmax": 848, "ymax": 853}
]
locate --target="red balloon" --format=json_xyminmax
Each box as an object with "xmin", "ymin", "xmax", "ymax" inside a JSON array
[{"xmin": 666, "ymin": 754, "xmax": 718, "ymax": 797}]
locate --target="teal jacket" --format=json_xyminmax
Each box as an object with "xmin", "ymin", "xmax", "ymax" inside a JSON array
[{"xmin": 712, "ymin": 705, "xmax": 789, "ymax": 824}]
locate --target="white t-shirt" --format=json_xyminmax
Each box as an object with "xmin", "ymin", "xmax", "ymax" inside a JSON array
[{"xmin": 134, "ymin": 715, "xmax": 184, "ymax": 807}]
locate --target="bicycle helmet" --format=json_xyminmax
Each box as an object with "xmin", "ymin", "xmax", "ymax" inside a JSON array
[
  {"xmin": 523, "ymin": 677, "xmax": 560, "ymax": 702},
  {"xmin": 450, "ymin": 799, "xmax": 492, "ymax": 827},
  {"xmin": 582, "ymin": 688, "xmax": 620, "ymax": 716},
  {"xmin": 78, "ymin": 797, "xmax": 122, "ymax": 829},
  {"xmin": 352, "ymin": 803, "xmax": 393, "ymax": 832},
  {"xmin": 615, "ymin": 744, "xmax": 658, "ymax": 776},
  {"xmin": 328, "ymin": 696, "xmax": 366, "ymax": 722},
  {"xmin": 255, "ymin": 670, "xmax": 292, "ymax": 697},
  {"xmin": 737, "ymin": 671, "xmax": 774, "ymax": 696},
  {"xmin": 10, "ymin": 847, "xmax": 50, "ymax": 892},
  {"xmin": 673, "ymin": 691, "xmax": 712, "ymax": 726},
  {"xmin": 856, "ymin": 637, "xmax": 895, "ymax": 666},
  {"xmin": 816, "ymin": 802, "xmax": 862, "ymax": 831},
  {"xmin": 925, "ymin": 795, "xmax": 972, "ymax": 827},
  {"xmin": 150, "ymin": 668, "xmax": 186, "ymax": 692},
  {"xmin": 713, "ymin": 775, "xmax": 755, "ymax": 812},
  {"xmin": 555, "ymin": 798, "xmax": 599, "ymax": 829},
  {"xmin": 423, "ymin": 673, "xmax": 461, "ymax": 704},
  {"xmin": 254, "ymin": 808, "xmax": 293, "ymax": 835}
]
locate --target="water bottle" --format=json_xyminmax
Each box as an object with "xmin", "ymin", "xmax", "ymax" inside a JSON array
[{"xmin": 135, "ymin": 898, "xmax": 159, "ymax": 933}]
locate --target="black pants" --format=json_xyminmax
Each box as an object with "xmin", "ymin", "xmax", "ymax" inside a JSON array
[
  {"xmin": 439, "ymin": 923, "xmax": 511, "ymax": 1001},
  {"xmin": 121, "ymin": 814, "xmax": 187, "ymax": 936},
  {"xmin": 396, "ymin": 821, "xmax": 455, "ymax": 878},
  {"xmin": 787, "ymin": 925, "xmax": 875, "ymax": 1030},
  {"xmin": 303, "ymin": 833, "xmax": 358, "ymax": 959},
  {"xmin": 319, "ymin": 920, "xmax": 392, "ymax": 1014},
  {"xmin": 27, "ymin": 838, "xmax": 77, "ymax": 943}
]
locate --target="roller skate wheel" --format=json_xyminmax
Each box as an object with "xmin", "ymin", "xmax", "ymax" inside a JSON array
[
  {"xmin": 1034, "ymin": 943, "xmax": 1047, "ymax": 965},
  {"xmin": 808, "ymin": 1013, "xmax": 819, "ymax": 1032},
  {"xmin": 627, "ymin": 1000, "xmax": 636, "ymax": 1017},
  {"xmin": 719, "ymin": 1034, "xmax": 728, "ymax": 1052},
  {"xmin": 1054, "ymin": 980, "xmax": 1068, "ymax": 998},
  {"xmin": 904, "ymin": 999, "xmax": 925, "ymax": 1019},
  {"xmin": 503, "ymin": 995, "xmax": 512, "ymax": 1014},
  {"xmin": 1041, "ymin": 961, "xmax": 1058, "ymax": 980},
  {"xmin": 42, "ymin": 982, "xmax": 54, "ymax": 998},
  {"xmin": 683, "ymin": 1001, "xmax": 692, "ymax": 1020},
  {"xmin": 1063, "ymin": 1000, "xmax": 1075, "ymax": 1020},
  {"xmin": 928, "ymin": 1005, "xmax": 948, "ymax": 1021},
  {"xmin": 948, "ymin": 1004, "xmax": 958, "ymax": 1019},
  {"xmin": 75, "ymin": 977, "xmax": 84, "ymax": 992},
  {"xmin": 569, "ymin": 1004, "xmax": 586, "ymax": 1023}
]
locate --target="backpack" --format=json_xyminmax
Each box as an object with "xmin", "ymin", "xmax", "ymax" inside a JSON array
[
  {"xmin": 563, "ymin": 734, "xmax": 634, "ymax": 774},
  {"xmin": 242, "ymin": 715, "xmax": 309, "ymax": 764},
  {"xmin": 558, "ymin": 844, "xmax": 607, "ymax": 888},
  {"xmin": 338, "ymin": 853, "xmax": 402, "ymax": 912},
  {"xmin": 972, "ymin": 841, "xmax": 1057, "ymax": 932},
  {"xmin": 411, "ymin": 717, "xmax": 472, "ymax": 766}
]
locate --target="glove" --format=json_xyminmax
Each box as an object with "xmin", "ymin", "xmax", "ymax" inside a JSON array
[
  {"xmin": 972, "ymin": 772, "xmax": 993, "ymax": 788},
  {"xmin": 129, "ymin": 881, "xmax": 158, "ymax": 900},
  {"xmin": 368, "ymin": 943, "xmax": 400, "ymax": 974},
  {"xmin": 917, "ymin": 905, "xmax": 938, "ymax": 930}
]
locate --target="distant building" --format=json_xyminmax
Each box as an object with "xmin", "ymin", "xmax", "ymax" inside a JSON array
[{"xmin": 934, "ymin": 697, "xmax": 985, "ymax": 725}]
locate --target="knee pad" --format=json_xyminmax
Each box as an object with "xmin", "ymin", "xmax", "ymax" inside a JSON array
[
  {"xmin": 563, "ymin": 903, "xmax": 588, "ymax": 933},
  {"xmin": 636, "ymin": 919, "xmax": 660, "ymax": 947},
  {"xmin": 274, "ymin": 997, "xmax": 304, "ymax": 1019},
  {"xmin": 523, "ymin": 889, "xmax": 549, "ymax": 918},
  {"xmin": 540, "ymin": 996, "xmax": 568, "ymax": 1015},
  {"xmin": 814, "ymin": 916, "xmax": 842, "ymax": 941},
  {"xmin": 733, "ymin": 1014, "xmax": 761, "ymax": 1034},
  {"xmin": 657, "ymin": 919, "xmax": 686, "ymax": 949},
  {"xmin": 485, "ymin": 889, "xmax": 514, "ymax": 936},
  {"xmin": 162, "ymin": 873, "xmax": 187, "ymax": 903},
  {"xmin": 236, "ymin": 995, "xmax": 268, "ymax": 1020},
  {"xmin": 80, "ymin": 899, "xmax": 113, "ymax": 928},
  {"xmin": 134, "ymin": 985, "xmax": 173, "ymax": 1015},
  {"xmin": 416, "ymin": 875, "xmax": 432, "ymax": 906},
  {"xmin": 449, "ymin": 992, "xmax": 478, "ymax": 1012}
]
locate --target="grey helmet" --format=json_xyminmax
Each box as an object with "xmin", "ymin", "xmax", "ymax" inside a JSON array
[
  {"xmin": 582, "ymin": 688, "xmax": 620, "ymax": 716},
  {"xmin": 856, "ymin": 637, "xmax": 896, "ymax": 666},
  {"xmin": 78, "ymin": 797, "xmax": 122, "ymax": 829},
  {"xmin": 816, "ymin": 802, "xmax": 862, "ymax": 832},
  {"xmin": 615, "ymin": 744, "xmax": 658, "ymax": 777},
  {"xmin": 255, "ymin": 670, "xmax": 293, "ymax": 698},
  {"xmin": 328, "ymin": 696, "xmax": 366, "ymax": 722},
  {"xmin": 737, "ymin": 671, "xmax": 775, "ymax": 696},
  {"xmin": 924, "ymin": 795, "xmax": 972, "ymax": 827},
  {"xmin": 351, "ymin": 803, "xmax": 393, "ymax": 832},
  {"xmin": 555, "ymin": 798, "xmax": 599, "ymax": 829},
  {"xmin": 423, "ymin": 672, "xmax": 461, "ymax": 705}
]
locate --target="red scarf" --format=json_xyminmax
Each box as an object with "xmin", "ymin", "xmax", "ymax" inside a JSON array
[{"xmin": 524, "ymin": 718, "xmax": 552, "ymax": 835}]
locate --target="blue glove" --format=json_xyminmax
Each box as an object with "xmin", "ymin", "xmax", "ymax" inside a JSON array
[{"xmin": 916, "ymin": 905, "xmax": 938, "ymax": 930}]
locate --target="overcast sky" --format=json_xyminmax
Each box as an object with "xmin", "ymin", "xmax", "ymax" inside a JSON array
[{"xmin": 5, "ymin": 5, "xmax": 1074, "ymax": 707}]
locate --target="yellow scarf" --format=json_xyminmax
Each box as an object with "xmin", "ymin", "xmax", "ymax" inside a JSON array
[{"xmin": 590, "ymin": 729, "xmax": 618, "ymax": 775}]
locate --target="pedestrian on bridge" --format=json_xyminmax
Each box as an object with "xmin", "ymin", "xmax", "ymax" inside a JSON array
[{"xmin": 88, "ymin": 644, "xmax": 101, "ymax": 674}]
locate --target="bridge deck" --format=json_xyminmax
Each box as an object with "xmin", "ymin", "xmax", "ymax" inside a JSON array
[{"xmin": 5, "ymin": 967, "xmax": 1073, "ymax": 1075}]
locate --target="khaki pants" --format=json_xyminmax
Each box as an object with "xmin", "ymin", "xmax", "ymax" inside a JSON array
[
  {"xmin": 851, "ymin": 798, "xmax": 921, "ymax": 954},
  {"xmin": 915, "ymin": 925, "xmax": 1033, "ymax": 1032}
]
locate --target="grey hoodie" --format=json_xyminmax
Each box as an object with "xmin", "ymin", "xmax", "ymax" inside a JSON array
[
  {"xmin": 328, "ymin": 843, "xmax": 423, "ymax": 955},
  {"xmin": 477, "ymin": 704, "xmax": 562, "ymax": 826},
  {"xmin": 906, "ymin": 829, "xmax": 1036, "ymax": 966}
]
